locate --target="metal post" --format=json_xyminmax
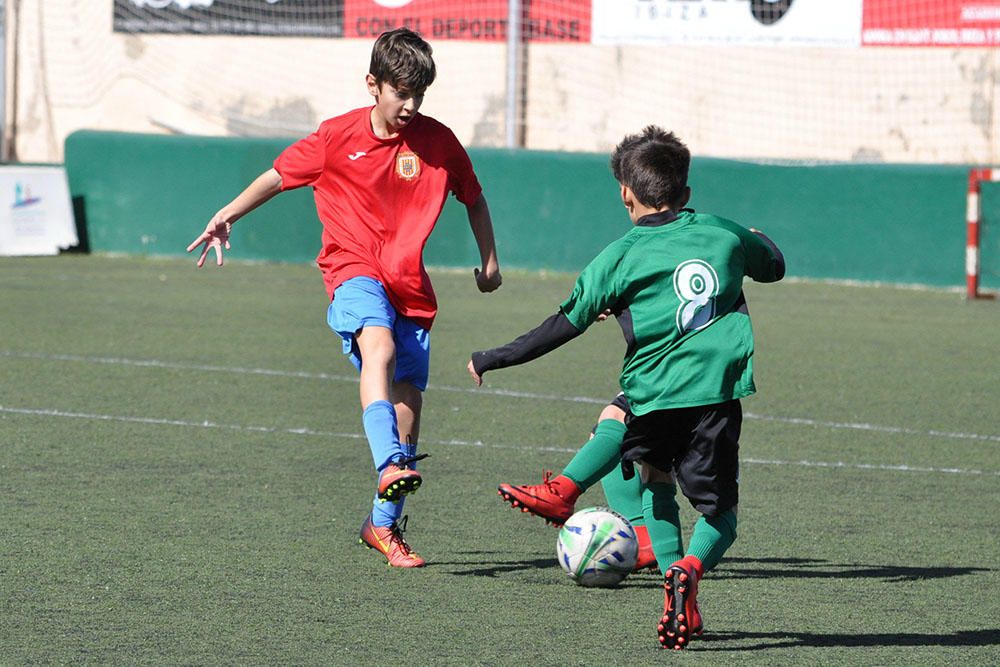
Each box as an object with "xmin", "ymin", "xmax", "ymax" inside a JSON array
[
  {"xmin": 0, "ymin": 0, "xmax": 7, "ymax": 163},
  {"xmin": 966, "ymin": 169, "xmax": 983, "ymax": 300},
  {"xmin": 505, "ymin": 0, "xmax": 521, "ymax": 149},
  {"xmin": 966, "ymin": 168, "xmax": 1000, "ymax": 300}
]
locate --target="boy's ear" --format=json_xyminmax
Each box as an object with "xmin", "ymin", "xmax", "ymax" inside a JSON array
[
  {"xmin": 677, "ymin": 186, "xmax": 691, "ymax": 209},
  {"xmin": 620, "ymin": 185, "xmax": 633, "ymax": 210},
  {"xmin": 365, "ymin": 73, "xmax": 380, "ymax": 98}
]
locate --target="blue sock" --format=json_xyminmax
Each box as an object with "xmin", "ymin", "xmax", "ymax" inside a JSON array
[
  {"xmin": 362, "ymin": 400, "xmax": 402, "ymax": 472},
  {"xmin": 371, "ymin": 497, "xmax": 401, "ymax": 527},
  {"xmin": 370, "ymin": 442, "xmax": 417, "ymax": 528}
]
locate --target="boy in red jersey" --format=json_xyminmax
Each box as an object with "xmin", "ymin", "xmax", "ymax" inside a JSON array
[{"xmin": 188, "ymin": 28, "xmax": 502, "ymax": 568}]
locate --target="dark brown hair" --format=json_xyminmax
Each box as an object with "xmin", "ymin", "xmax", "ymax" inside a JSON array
[
  {"xmin": 610, "ymin": 126, "xmax": 690, "ymax": 210},
  {"xmin": 369, "ymin": 28, "xmax": 436, "ymax": 93}
]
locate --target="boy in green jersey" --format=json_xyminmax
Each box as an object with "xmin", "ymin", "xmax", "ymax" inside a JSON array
[{"xmin": 468, "ymin": 126, "xmax": 785, "ymax": 649}]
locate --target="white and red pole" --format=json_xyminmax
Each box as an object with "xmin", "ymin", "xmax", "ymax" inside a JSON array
[{"xmin": 966, "ymin": 168, "xmax": 999, "ymax": 300}]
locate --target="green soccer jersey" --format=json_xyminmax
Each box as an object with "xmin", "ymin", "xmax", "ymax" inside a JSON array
[{"xmin": 560, "ymin": 210, "xmax": 784, "ymax": 415}]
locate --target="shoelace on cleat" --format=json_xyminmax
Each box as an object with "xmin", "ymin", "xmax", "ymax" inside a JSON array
[
  {"xmin": 391, "ymin": 453, "xmax": 430, "ymax": 469},
  {"xmin": 538, "ymin": 470, "xmax": 563, "ymax": 497},
  {"xmin": 388, "ymin": 515, "xmax": 415, "ymax": 555}
]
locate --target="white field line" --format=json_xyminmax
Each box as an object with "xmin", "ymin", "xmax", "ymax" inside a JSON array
[
  {"xmin": 4, "ymin": 350, "xmax": 1000, "ymax": 445},
  {"xmin": 1, "ymin": 404, "xmax": 997, "ymax": 478},
  {"xmin": 0, "ymin": 351, "xmax": 364, "ymax": 384},
  {"xmin": 742, "ymin": 413, "xmax": 1000, "ymax": 444}
]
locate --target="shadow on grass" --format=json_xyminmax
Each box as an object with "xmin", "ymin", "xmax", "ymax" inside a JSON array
[
  {"xmin": 697, "ymin": 628, "xmax": 1000, "ymax": 651},
  {"xmin": 440, "ymin": 555, "xmax": 988, "ymax": 585},
  {"xmin": 438, "ymin": 556, "xmax": 555, "ymax": 577},
  {"xmin": 718, "ymin": 557, "xmax": 990, "ymax": 583}
]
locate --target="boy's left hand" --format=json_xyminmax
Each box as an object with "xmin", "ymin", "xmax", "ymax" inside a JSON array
[
  {"xmin": 467, "ymin": 360, "xmax": 483, "ymax": 386},
  {"xmin": 474, "ymin": 266, "xmax": 502, "ymax": 293}
]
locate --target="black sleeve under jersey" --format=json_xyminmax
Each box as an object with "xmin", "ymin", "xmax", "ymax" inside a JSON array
[
  {"xmin": 752, "ymin": 229, "xmax": 786, "ymax": 282},
  {"xmin": 471, "ymin": 312, "xmax": 582, "ymax": 376}
]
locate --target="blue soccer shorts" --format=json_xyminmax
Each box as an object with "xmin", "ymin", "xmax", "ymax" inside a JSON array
[{"xmin": 327, "ymin": 276, "xmax": 430, "ymax": 391}]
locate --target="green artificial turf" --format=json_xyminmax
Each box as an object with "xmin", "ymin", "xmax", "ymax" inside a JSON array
[{"xmin": 1, "ymin": 256, "xmax": 998, "ymax": 665}]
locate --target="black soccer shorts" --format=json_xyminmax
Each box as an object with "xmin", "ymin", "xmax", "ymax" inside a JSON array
[{"xmin": 620, "ymin": 399, "xmax": 742, "ymax": 518}]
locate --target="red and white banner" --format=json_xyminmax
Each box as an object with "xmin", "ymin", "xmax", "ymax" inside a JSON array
[
  {"xmin": 863, "ymin": 0, "xmax": 1000, "ymax": 46},
  {"xmin": 343, "ymin": 0, "xmax": 1000, "ymax": 47},
  {"xmin": 344, "ymin": 0, "xmax": 591, "ymax": 42},
  {"xmin": 592, "ymin": 0, "xmax": 862, "ymax": 47}
]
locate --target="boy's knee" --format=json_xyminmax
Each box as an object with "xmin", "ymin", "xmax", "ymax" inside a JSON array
[
  {"xmin": 356, "ymin": 326, "xmax": 396, "ymax": 362},
  {"xmin": 598, "ymin": 403, "xmax": 626, "ymax": 423},
  {"xmin": 639, "ymin": 463, "xmax": 674, "ymax": 485},
  {"xmin": 392, "ymin": 381, "xmax": 423, "ymax": 410}
]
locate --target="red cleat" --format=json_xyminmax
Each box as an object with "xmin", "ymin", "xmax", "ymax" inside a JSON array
[
  {"xmin": 497, "ymin": 471, "xmax": 580, "ymax": 526},
  {"xmin": 657, "ymin": 560, "xmax": 703, "ymax": 650},
  {"xmin": 632, "ymin": 525, "xmax": 659, "ymax": 572},
  {"xmin": 377, "ymin": 454, "xmax": 427, "ymax": 503},
  {"xmin": 359, "ymin": 515, "xmax": 426, "ymax": 568}
]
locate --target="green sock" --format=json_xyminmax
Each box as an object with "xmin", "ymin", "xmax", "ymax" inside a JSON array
[
  {"xmin": 563, "ymin": 419, "xmax": 627, "ymax": 491},
  {"xmin": 686, "ymin": 509, "xmax": 738, "ymax": 573},
  {"xmin": 641, "ymin": 482, "xmax": 684, "ymax": 572},
  {"xmin": 599, "ymin": 459, "xmax": 643, "ymax": 524}
]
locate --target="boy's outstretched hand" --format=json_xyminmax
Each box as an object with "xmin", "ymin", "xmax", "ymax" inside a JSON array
[
  {"xmin": 474, "ymin": 265, "xmax": 502, "ymax": 293},
  {"xmin": 186, "ymin": 169, "xmax": 283, "ymax": 267},
  {"xmin": 187, "ymin": 216, "xmax": 232, "ymax": 267},
  {"xmin": 467, "ymin": 359, "xmax": 483, "ymax": 386}
]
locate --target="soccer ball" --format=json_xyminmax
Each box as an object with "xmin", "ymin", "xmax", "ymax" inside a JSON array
[{"xmin": 556, "ymin": 507, "xmax": 638, "ymax": 588}]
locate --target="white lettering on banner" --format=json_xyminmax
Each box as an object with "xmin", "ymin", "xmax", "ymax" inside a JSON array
[
  {"xmin": 129, "ymin": 0, "xmax": 214, "ymax": 8},
  {"xmin": 128, "ymin": 0, "xmax": 283, "ymax": 7},
  {"xmin": 964, "ymin": 6, "xmax": 1000, "ymax": 20},
  {"xmin": 862, "ymin": 27, "xmax": 1000, "ymax": 46},
  {"xmin": 0, "ymin": 167, "xmax": 78, "ymax": 256},
  {"xmin": 591, "ymin": 0, "xmax": 862, "ymax": 47}
]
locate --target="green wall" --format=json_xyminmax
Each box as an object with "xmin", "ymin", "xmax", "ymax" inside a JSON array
[{"xmin": 64, "ymin": 130, "xmax": 994, "ymax": 289}]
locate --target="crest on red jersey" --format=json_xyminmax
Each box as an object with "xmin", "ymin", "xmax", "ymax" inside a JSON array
[{"xmin": 396, "ymin": 152, "xmax": 420, "ymax": 180}]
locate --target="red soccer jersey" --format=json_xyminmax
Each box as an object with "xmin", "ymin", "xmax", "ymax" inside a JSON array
[{"xmin": 273, "ymin": 106, "xmax": 483, "ymax": 330}]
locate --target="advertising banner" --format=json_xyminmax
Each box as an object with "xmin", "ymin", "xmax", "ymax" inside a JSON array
[
  {"xmin": 863, "ymin": 0, "xmax": 1000, "ymax": 46},
  {"xmin": 0, "ymin": 166, "xmax": 78, "ymax": 256},
  {"xmin": 343, "ymin": 0, "xmax": 590, "ymax": 42},
  {"xmin": 592, "ymin": 0, "xmax": 861, "ymax": 46},
  {"xmin": 113, "ymin": 0, "xmax": 344, "ymax": 37}
]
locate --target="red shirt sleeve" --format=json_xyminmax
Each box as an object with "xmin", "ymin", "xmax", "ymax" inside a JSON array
[
  {"xmin": 442, "ymin": 130, "xmax": 482, "ymax": 206},
  {"xmin": 273, "ymin": 129, "xmax": 326, "ymax": 191}
]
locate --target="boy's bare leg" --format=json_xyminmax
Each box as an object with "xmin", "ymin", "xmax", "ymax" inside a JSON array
[
  {"xmin": 355, "ymin": 325, "xmax": 395, "ymax": 409},
  {"xmin": 354, "ymin": 328, "xmax": 425, "ymax": 566},
  {"xmin": 391, "ymin": 381, "xmax": 422, "ymax": 446},
  {"xmin": 391, "ymin": 380, "xmax": 425, "ymax": 494},
  {"xmin": 354, "ymin": 325, "xmax": 421, "ymax": 502},
  {"xmin": 389, "ymin": 380, "xmax": 425, "ymax": 511}
]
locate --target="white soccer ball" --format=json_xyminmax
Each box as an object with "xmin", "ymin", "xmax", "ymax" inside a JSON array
[{"xmin": 556, "ymin": 507, "xmax": 638, "ymax": 588}]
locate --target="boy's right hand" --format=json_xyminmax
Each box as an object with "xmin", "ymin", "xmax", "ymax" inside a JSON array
[
  {"xmin": 474, "ymin": 266, "xmax": 502, "ymax": 293},
  {"xmin": 187, "ymin": 215, "xmax": 232, "ymax": 267}
]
